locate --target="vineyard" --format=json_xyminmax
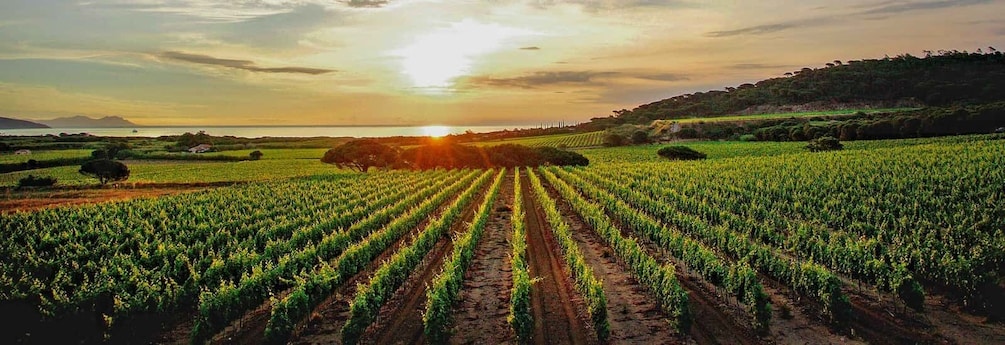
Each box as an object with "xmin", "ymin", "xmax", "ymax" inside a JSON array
[
  {"xmin": 1, "ymin": 135, "xmax": 1003, "ymax": 344},
  {"xmin": 473, "ymin": 131, "xmax": 605, "ymax": 149}
]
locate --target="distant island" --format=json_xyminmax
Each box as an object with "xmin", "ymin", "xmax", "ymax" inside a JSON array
[
  {"xmin": 0, "ymin": 117, "xmax": 49, "ymax": 129},
  {"xmin": 38, "ymin": 115, "xmax": 137, "ymax": 128}
]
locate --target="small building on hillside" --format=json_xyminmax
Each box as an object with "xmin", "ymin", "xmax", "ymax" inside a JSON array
[
  {"xmin": 14, "ymin": 149, "xmax": 31, "ymax": 155},
  {"xmin": 188, "ymin": 144, "xmax": 212, "ymax": 153}
]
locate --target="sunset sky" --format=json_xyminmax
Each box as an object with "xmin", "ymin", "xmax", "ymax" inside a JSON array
[{"xmin": 1, "ymin": 0, "xmax": 1002, "ymax": 126}]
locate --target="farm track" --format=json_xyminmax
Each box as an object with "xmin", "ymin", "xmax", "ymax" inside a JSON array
[
  {"xmin": 448, "ymin": 172, "xmax": 516, "ymax": 345},
  {"xmin": 550, "ymin": 186, "xmax": 681, "ymax": 344},
  {"xmin": 543, "ymin": 175, "xmax": 756, "ymax": 345},
  {"xmin": 522, "ymin": 173, "xmax": 596, "ymax": 345},
  {"xmin": 358, "ymin": 178, "xmax": 493, "ymax": 345},
  {"xmin": 286, "ymin": 178, "xmax": 490, "ymax": 345}
]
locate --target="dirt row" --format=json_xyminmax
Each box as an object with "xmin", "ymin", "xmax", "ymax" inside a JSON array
[{"xmin": 126, "ymin": 170, "xmax": 1005, "ymax": 345}]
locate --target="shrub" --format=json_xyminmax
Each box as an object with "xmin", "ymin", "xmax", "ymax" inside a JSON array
[
  {"xmin": 739, "ymin": 134, "xmax": 757, "ymax": 142},
  {"xmin": 79, "ymin": 159, "xmax": 130, "ymax": 185},
  {"xmin": 603, "ymin": 133, "xmax": 627, "ymax": 147},
  {"xmin": 630, "ymin": 130, "xmax": 650, "ymax": 144},
  {"xmin": 536, "ymin": 147, "xmax": 589, "ymax": 166},
  {"xmin": 249, "ymin": 150, "xmax": 264, "ymax": 160},
  {"xmin": 806, "ymin": 136, "xmax": 843, "ymax": 152},
  {"xmin": 17, "ymin": 175, "xmax": 57, "ymax": 188},
  {"xmin": 321, "ymin": 139, "xmax": 399, "ymax": 172},
  {"xmin": 657, "ymin": 146, "xmax": 707, "ymax": 161}
]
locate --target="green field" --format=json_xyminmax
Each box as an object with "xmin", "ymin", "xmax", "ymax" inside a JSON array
[
  {"xmin": 471, "ymin": 131, "xmax": 605, "ymax": 148},
  {"xmin": 0, "ymin": 158, "xmax": 338, "ymax": 186},
  {"xmin": 2, "ymin": 134, "xmax": 1003, "ymax": 344},
  {"xmin": 663, "ymin": 108, "xmax": 916, "ymax": 125},
  {"xmin": 0, "ymin": 149, "xmax": 93, "ymax": 163}
]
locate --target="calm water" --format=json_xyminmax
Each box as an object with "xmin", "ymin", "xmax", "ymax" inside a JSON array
[{"xmin": 0, "ymin": 125, "xmax": 536, "ymax": 138}]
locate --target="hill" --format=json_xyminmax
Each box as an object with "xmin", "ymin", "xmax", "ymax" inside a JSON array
[
  {"xmin": 584, "ymin": 49, "xmax": 1005, "ymax": 129},
  {"xmin": 40, "ymin": 115, "xmax": 136, "ymax": 128},
  {"xmin": 0, "ymin": 117, "xmax": 49, "ymax": 129}
]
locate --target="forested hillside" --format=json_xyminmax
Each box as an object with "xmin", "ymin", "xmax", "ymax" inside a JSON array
[{"xmin": 588, "ymin": 49, "xmax": 1005, "ymax": 127}]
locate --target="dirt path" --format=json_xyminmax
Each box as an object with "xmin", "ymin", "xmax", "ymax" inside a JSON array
[
  {"xmin": 287, "ymin": 182, "xmax": 489, "ymax": 345},
  {"xmin": 562, "ymin": 201, "xmax": 681, "ymax": 344},
  {"xmin": 522, "ymin": 174, "xmax": 596, "ymax": 345},
  {"xmin": 360, "ymin": 182, "xmax": 493, "ymax": 345},
  {"xmin": 1, "ymin": 186, "xmax": 212, "ymax": 213},
  {"xmin": 449, "ymin": 173, "xmax": 516, "ymax": 345}
]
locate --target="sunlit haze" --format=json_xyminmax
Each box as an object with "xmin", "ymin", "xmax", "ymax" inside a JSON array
[{"xmin": 0, "ymin": 0, "xmax": 1002, "ymax": 126}]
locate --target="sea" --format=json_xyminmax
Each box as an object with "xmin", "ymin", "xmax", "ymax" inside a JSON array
[{"xmin": 0, "ymin": 125, "xmax": 539, "ymax": 138}]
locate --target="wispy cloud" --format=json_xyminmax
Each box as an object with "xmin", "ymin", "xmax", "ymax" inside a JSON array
[
  {"xmin": 158, "ymin": 51, "xmax": 335, "ymax": 75},
  {"xmin": 467, "ymin": 70, "xmax": 686, "ymax": 89},
  {"xmin": 860, "ymin": 0, "xmax": 993, "ymax": 15},
  {"xmin": 706, "ymin": 18, "xmax": 834, "ymax": 38},
  {"xmin": 520, "ymin": 46, "xmax": 541, "ymax": 50},
  {"xmin": 706, "ymin": 0, "xmax": 994, "ymax": 38},
  {"xmin": 346, "ymin": 0, "xmax": 390, "ymax": 8}
]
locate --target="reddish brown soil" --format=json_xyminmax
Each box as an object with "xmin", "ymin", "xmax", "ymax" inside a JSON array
[
  {"xmin": 0, "ymin": 186, "xmax": 213, "ymax": 213},
  {"xmin": 562, "ymin": 199, "xmax": 682, "ymax": 344},
  {"xmin": 449, "ymin": 174, "xmax": 516, "ymax": 345},
  {"xmin": 360, "ymin": 180, "xmax": 492, "ymax": 345},
  {"xmin": 522, "ymin": 174, "xmax": 597, "ymax": 345},
  {"xmin": 541, "ymin": 174, "xmax": 756, "ymax": 345},
  {"xmin": 286, "ymin": 178, "xmax": 489, "ymax": 345}
]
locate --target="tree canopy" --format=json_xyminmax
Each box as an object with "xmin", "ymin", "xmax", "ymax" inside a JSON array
[
  {"xmin": 321, "ymin": 139, "xmax": 400, "ymax": 172},
  {"xmin": 79, "ymin": 159, "xmax": 130, "ymax": 185},
  {"xmin": 582, "ymin": 50, "xmax": 1005, "ymax": 128}
]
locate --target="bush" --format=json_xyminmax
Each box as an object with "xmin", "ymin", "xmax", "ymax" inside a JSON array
[
  {"xmin": 79, "ymin": 159, "xmax": 130, "ymax": 185},
  {"xmin": 630, "ymin": 130, "xmax": 650, "ymax": 144},
  {"xmin": 739, "ymin": 134, "xmax": 757, "ymax": 142},
  {"xmin": 603, "ymin": 133, "xmax": 627, "ymax": 147},
  {"xmin": 321, "ymin": 139, "xmax": 399, "ymax": 172},
  {"xmin": 249, "ymin": 150, "xmax": 264, "ymax": 160},
  {"xmin": 17, "ymin": 175, "xmax": 57, "ymax": 188},
  {"xmin": 536, "ymin": 147, "xmax": 589, "ymax": 166},
  {"xmin": 657, "ymin": 146, "xmax": 707, "ymax": 161},
  {"xmin": 806, "ymin": 136, "xmax": 843, "ymax": 152}
]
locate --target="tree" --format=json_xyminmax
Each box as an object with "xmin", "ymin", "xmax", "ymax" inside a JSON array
[
  {"xmin": 17, "ymin": 175, "xmax": 57, "ymax": 188},
  {"xmin": 536, "ymin": 147, "xmax": 589, "ymax": 166},
  {"xmin": 657, "ymin": 146, "xmax": 707, "ymax": 160},
  {"xmin": 603, "ymin": 133, "xmax": 626, "ymax": 147},
  {"xmin": 249, "ymin": 150, "xmax": 264, "ymax": 160},
  {"xmin": 321, "ymin": 139, "xmax": 399, "ymax": 172},
  {"xmin": 630, "ymin": 130, "xmax": 650, "ymax": 145},
  {"xmin": 806, "ymin": 136, "xmax": 843, "ymax": 152},
  {"xmin": 79, "ymin": 159, "xmax": 130, "ymax": 185}
]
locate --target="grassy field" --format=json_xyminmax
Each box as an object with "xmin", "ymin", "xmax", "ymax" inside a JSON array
[
  {"xmin": 666, "ymin": 108, "xmax": 916, "ymax": 124},
  {"xmin": 2, "ymin": 133, "xmax": 1002, "ymax": 344},
  {"xmin": 471, "ymin": 131, "xmax": 604, "ymax": 148},
  {"xmin": 0, "ymin": 149, "xmax": 93, "ymax": 163},
  {"xmin": 0, "ymin": 158, "xmax": 338, "ymax": 186}
]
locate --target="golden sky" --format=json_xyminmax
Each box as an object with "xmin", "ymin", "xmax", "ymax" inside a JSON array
[{"xmin": 1, "ymin": 0, "xmax": 1003, "ymax": 126}]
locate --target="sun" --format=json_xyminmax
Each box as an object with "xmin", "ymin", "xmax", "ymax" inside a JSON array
[
  {"xmin": 393, "ymin": 19, "xmax": 533, "ymax": 92},
  {"xmin": 421, "ymin": 125, "xmax": 451, "ymax": 138}
]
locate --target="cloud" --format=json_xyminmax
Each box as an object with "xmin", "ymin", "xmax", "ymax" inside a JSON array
[
  {"xmin": 467, "ymin": 70, "xmax": 686, "ymax": 88},
  {"xmin": 705, "ymin": 19, "xmax": 827, "ymax": 38},
  {"xmin": 860, "ymin": 0, "xmax": 993, "ymax": 15},
  {"xmin": 345, "ymin": 0, "xmax": 390, "ymax": 8},
  {"xmin": 158, "ymin": 51, "xmax": 334, "ymax": 75},
  {"xmin": 706, "ymin": 0, "xmax": 993, "ymax": 38},
  {"xmin": 729, "ymin": 63, "xmax": 793, "ymax": 70},
  {"xmin": 520, "ymin": 46, "xmax": 541, "ymax": 50},
  {"xmin": 528, "ymin": 0, "xmax": 696, "ymax": 11}
]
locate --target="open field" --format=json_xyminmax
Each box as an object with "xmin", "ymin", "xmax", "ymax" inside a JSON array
[
  {"xmin": 667, "ymin": 108, "xmax": 916, "ymax": 124},
  {"xmin": 1, "ymin": 134, "xmax": 1003, "ymax": 344},
  {"xmin": 471, "ymin": 131, "xmax": 605, "ymax": 149},
  {"xmin": 0, "ymin": 158, "xmax": 337, "ymax": 187}
]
